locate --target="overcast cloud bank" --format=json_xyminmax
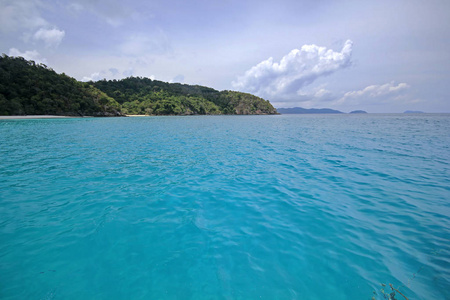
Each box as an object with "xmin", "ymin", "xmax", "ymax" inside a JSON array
[{"xmin": 232, "ymin": 40, "xmax": 353, "ymax": 100}]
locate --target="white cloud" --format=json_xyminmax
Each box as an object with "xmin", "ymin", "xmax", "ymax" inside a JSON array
[
  {"xmin": 271, "ymin": 86, "xmax": 338, "ymax": 109},
  {"xmin": 8, "ymin": 47, "xmax": 47, "ymax": 64},
  {"xmin": 82, "ymin": 72, "xmax": 102, "ymax": 82},
  {"xmin": 272, "ymin": 82, "xmax": 412, "ymax": 111},
  {"xmin": 0, "ymin": 1, "xmax": 65, "ymax": 48},
  {"xmin": 81, "ymin": 68, "xmax": 139, "ymax": 82},
  {"xmin": 0, "ymin": 0, "xmax": 47, "ymax": 32},
  {"xmin": 328, "ymin": 81, "xmax": 415, "ymax": 112},
  {"xmin": 232, "ymin": 40, "xmax": 353, "ymax": 100},
  {"xmin": 314, "ymin": 88, "xmax": 332, "ymax": 98},
  {"xmin": 33, "ymin": 27, "xmax": 65, "ymax": 47},
  {"xmin": 338, "ymin": 82, "xmax": 410, "ymax": 106}
]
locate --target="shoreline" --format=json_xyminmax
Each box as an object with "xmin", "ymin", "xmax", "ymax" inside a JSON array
[
  {"xmin": 0, "ymin": 115, "xmax": 85, "ymax": 120},
  {"xmin": 2, "ymin": 113, "xmax": 446, "ymax": 120}
]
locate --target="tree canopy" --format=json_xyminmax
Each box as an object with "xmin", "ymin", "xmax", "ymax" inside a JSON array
[
  {"xmin": 0, "ymin": 54, "xmax": 277, "ymax": 116},
  {"xmin": 92, "ymin": 77, "xmax": 278, "ymax": 115},
  {"xmin": 0, "ymin": 54, "xmax": 121, "ymax": 116}
]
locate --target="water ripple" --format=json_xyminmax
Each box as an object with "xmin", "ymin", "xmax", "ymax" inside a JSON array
[{"xmin": 1, "ymin": 115, "xmax": 449, "ymax": 299}]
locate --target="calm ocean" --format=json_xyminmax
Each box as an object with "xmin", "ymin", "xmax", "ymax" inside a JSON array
[{"xmin": 0, "ymin": 114, "xmax": 449, "ymax": 299}]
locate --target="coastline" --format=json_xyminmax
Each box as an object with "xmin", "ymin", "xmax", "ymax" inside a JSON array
[{"xmin": 0, "ymin": 115, "xmax": 81, "ymax": 120}]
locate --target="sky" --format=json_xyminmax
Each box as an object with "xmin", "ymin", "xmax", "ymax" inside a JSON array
[{"xmin": 1, "ymin": 0, "xmax": 449, "ymax": 113}]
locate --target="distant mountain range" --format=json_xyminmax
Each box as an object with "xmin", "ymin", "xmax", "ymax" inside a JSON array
[
  {"xmin": 277, "ymin": 107, "xmax": 344, "ymax": 114},
  {"xmin": 278, "ymin": 107, "xmax": 429, "ymax": 114},
  {"xmin": 404, "ymin": 110, "xmax": 424, "ymax": 114}
]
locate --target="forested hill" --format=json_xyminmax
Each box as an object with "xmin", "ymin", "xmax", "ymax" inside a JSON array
[
  {"xmin": 0, "ymin": 54, "xmax": 277, "ymax": 116},
  {"xmin": 0, "ymin": 55, "xmax": 122, "ymax": 116},
  {"xmin": 92, "ymin": 77, "xmax": 277, "ymax": 115}
]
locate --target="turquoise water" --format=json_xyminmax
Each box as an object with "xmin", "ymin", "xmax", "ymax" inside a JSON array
[{"xmin": 0, "ymin": 114, "xmax": 449, "ymax": 299}]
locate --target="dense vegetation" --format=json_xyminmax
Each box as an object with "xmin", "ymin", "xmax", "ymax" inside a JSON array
[
  {"xmin": 92, "ymin": 77, "xmax": 277, "ymax": 115},
  {"xmin": 0, "ymin": 54, "xmax": 122, "ymax": 116},
  {"xmin": 0, "ymin": 54, "xmax": 277, "ymax": 116}
]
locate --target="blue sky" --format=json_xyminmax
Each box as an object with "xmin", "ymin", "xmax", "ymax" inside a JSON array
[{"xmin": 1, "ymin": 0, "xmax": 449, "ymax": 112}]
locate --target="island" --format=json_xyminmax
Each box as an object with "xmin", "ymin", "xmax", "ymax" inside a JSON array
[
  {"xmin": 403, "ymin": 110, "xmax": 424, "ymax": 114},
  {"xmin": 349, "ymin": 110, "xmax": 367, "ymax": 114},
  {"xmin": 0, "ymin": 54, "xmax": 277, "ymax": 116},
  {"xmin": 276, "ymin": 107, "xmax": 343, "ymax": 114}
]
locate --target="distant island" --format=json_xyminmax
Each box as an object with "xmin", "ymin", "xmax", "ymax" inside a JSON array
[
  {"xmin": 404, "ymin": 110, "xmax": 424, "ymax": 114},
  {"xmin": 349, "ymin": 110, "xmax": 367, "ymax": 114},
  {"xmin": 277, "ymin": 107, "xmax": 343, "ymax": 114},
  {"xmin": 0, "ymin": 54, "xmax": 277, "ymax": 116}
]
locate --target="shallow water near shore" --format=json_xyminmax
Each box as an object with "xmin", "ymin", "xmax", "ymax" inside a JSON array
[{"xmin": 1, "ymin": 114, "xmax": 449, "ymax": 299}]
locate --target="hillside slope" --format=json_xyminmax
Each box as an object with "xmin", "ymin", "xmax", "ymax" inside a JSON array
[
  {"xmin": 0, "ymin": 55, "xmax": 122, "ymax": 116},
  {"xmin": 0, "ymin": 55, "xmax": 277, "ymax": 116},
  {"xmin": 92, "ymin": 77, "xmax": 278, "ymax": 115}
]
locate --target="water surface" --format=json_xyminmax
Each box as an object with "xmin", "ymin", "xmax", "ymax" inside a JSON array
[{"xmin": 1, "ymin": 114, "xmax": 449, "ymax": 299}]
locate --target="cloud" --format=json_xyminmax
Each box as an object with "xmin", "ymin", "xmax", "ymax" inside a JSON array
[
  {"xmin": 67, "ymin": 0, "xmax": 136, "ymax": 27},
  {"xmin": 337, "ymin": 82, "xmax": 410, "ymax": 107},
  {"xmin": 33, "ymin": 27, "xmax": 65, "ymax": 47},
  {"xmin": 232, "ymin": 40, "xmax": 353, "ymax": 100},
  {"xmin": 67, "ymin": 2, "xmax": 83, "ymax": 13},
  {"xmin": 271, "ymin": 86, "xmax": 339, "ymax": 109},
  {"xmin": 0, "ymin": 1, "xmax": 65, "ymax": 48},
  {"xmin": 119, "ymin": 32, "xmax": 172, "ymax": 56},
  {"xmin": 8, "ymin": 48, "xmax": 47, "ymax": 64},
  {"xmin": 82, "ymin": 72, "xmax": 102, "ymax": 82},
  {"xmin": 272, "ymin": 82, "xmax": 412, "ymax": 110},
  {"xmin": 327, "ymin": 81, "xmax": 415, "ymax": 112},
  {"xmin": 122, "ymin": 68, "xmax": 135, "ymax": 78},
  {"xmin": 170, "ymin": 74, "xmax": 185, "ymax": 83},
  {"xmin": 313, "ymin": 88, "xmax": 332, "ymax": 98},
  {"xmin": 0, "ymin": 0, "xmax": 47, "ymax": 32},
  {"xmin": 81, "ymin": 68, "xmax": 137, "ymax": 82},
  {"xmin": 109, "ymin": 68, "xmax": 120, "ymax": 76}
]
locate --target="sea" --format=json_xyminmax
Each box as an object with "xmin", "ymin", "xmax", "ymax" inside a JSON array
[{"xmin": 0, "ymin": 114, "xmax": 449, "ymax": 300}]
